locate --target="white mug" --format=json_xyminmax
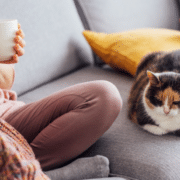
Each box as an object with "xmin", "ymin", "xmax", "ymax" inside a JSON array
[{"xmin": 0, "ymin": 19, "xmax": 18, "ymax": 61}]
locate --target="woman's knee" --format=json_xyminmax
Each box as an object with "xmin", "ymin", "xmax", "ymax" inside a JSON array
[{"xmin": 90, "ymin": 80, "xmax": 123, "ymax": 127}]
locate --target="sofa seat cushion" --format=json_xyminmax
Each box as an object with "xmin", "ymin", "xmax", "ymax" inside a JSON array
[{"xmin": 18, "ymin": 66, "xmax": 180, "ymax": 180}]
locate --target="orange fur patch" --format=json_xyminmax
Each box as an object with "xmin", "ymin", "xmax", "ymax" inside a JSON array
[{"xmin": 156, "ymin": 87, "xmax": 180, "ymax": 109}]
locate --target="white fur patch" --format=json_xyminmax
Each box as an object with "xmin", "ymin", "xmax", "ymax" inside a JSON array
[
  {"xmin": 164, "ymin": 97, "xmax": 168, "ymax": 108},
  {"xmin": 143, "ymin": 124, "xmax": 167, "ymax": 135}
]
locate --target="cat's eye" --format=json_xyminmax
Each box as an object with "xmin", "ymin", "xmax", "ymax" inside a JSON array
[{"xmin": 173, "ymin": 101, "xmax": 180, "ymax": 105}]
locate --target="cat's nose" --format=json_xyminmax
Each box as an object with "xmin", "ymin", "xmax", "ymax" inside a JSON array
[{"xmin": 164, "ymin": 107, "xmax": 170, "ymax": 115}]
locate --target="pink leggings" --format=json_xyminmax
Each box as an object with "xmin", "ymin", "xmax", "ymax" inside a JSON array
[{"xmin": 5, "ymin": 80, "xmax": 122, "ymax": 171}]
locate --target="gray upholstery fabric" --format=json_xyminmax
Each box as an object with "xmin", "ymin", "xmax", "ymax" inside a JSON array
[
  {"xmin": 76, "ymin": 0, "xmax": 179, "ymax": 33},
  {"xmin": 18, "ymin": 66, "xmax": 180, "ymax": 180},
  {"xmin": 17, "ymin": 66, "xmax": 131, "ymax": 103},
  {"xmin": 0, "ymin": 0, "xmax": 93, "ymax": 96},
  {"xmin": 76, "ymin": 0, "xmax": 180, "ymax": 65}
]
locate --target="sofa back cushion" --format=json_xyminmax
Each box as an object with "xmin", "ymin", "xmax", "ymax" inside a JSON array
[
  {"xmin": 0, "ymin": 0, "xmax": 93, "ymax": 96},
  {"xmin": 75, "ymin": 0, "xmax": 179, "ymax": 65},
  {"xmin": 76, "ymin": 0, "xmax": 179, "ymax": 32}
]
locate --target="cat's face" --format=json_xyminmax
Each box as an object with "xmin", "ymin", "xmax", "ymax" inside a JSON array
[{"xmin": 144, "ymin": 71, "xmax": 180, "ymax": 117}]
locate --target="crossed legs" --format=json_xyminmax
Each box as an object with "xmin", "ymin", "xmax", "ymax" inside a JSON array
[{"xmin": 5, "ymin": 80, "xmax": 122, "ymax": 171}]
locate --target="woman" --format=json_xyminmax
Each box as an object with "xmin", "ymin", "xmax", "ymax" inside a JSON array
[{"xmin": 1, "ymin": 24, "xmax": 123, "ymax": 173}]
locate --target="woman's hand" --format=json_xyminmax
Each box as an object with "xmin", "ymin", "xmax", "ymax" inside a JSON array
[{"xmin": 2, "ymin": 23, "xmax": 25, "ymax": 64}]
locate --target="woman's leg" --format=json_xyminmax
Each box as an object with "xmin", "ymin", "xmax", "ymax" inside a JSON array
[{"xmin": 5, "ymin": 80, "xmax": 122, "ymax": 171}]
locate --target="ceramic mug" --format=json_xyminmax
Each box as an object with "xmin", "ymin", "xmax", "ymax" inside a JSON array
[{"xmin": 0, "ymin": 19, "xmax": 18, "ymax": 61}]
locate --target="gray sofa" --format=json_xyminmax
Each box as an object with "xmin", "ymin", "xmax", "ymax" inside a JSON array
[{"xmin": 1, "ymin": 0, "xmax": 180, "ymax": 179}]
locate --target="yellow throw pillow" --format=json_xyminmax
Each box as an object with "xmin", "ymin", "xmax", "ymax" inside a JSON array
[{"xmin": 83, "ymin": 29, "xmax": 180, "ymax": 76}]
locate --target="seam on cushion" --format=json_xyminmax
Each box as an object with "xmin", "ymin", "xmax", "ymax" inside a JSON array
[
  {"xmin": 76, "ymin": 0, "xmax": 105, "ymax": 66},
  {"xmin": 73, "ymin": 0, "xmax": 91, "ymax": 30},
  {"xmin": 75, "ymin": 0, "xmax": 94, "ymax": 30},
  {"xmin": 74, "ymin": 0, "xmax": 101, "ymax": 66}
]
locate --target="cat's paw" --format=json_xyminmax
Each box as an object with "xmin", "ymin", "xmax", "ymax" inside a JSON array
[{"xmin": 143, "ymin": 124, "xmax": 167, "ymax": 135}]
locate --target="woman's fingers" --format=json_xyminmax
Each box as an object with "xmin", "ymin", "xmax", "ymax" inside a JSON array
[
  {"xmin": 16, "ymin": 29, "xmax": 25, "ymax": 39},
  {"xmin": 12, "ymin": 54, "xmax": 19, "ymax": 63},
  {"xmin": 14, "ymin": 44, "xmax": 25, "ymax": 56},
  {"xmin": 1, "ymin": 54, "xmax": 19, "ymax": 64},
  {"xmin": 14, "ymin": 24, "xmax": 25, "ymax": 58},
  {"xmin": 14, "ymin": 35, "xmax": 26, "ymax": 48}
]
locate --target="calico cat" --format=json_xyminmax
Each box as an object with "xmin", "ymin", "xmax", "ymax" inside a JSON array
[{"xmin": 128, "ymin": 50, "xmax": 180, "ymax": 135}]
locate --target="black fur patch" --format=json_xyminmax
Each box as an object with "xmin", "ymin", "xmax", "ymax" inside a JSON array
[{"xmin": 136, "ymin": 97, "xmax": 157, "ymax": 126}]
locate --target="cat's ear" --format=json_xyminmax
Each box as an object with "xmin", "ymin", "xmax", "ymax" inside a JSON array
[{"xmin": 147, "ymin": 70, "xmax": 159, "ymax": 85}]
